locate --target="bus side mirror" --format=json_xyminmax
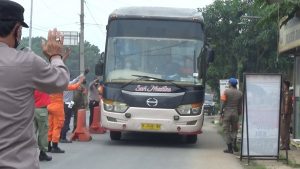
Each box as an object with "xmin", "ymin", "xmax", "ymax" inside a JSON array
[
  {"xmin": 95, "ymin": 63, "xmax": 104, "ymax": 76},
  {"xmin": 197, "ymin": 46, "xmax": 214, "ymax": 79},
  {"xmin": 95, "ymin": 52, "xmax": 105, "ymax": 76},
  {"xmin": 197, "ymin": 52, "xmax": 205, "ymax": 79}
]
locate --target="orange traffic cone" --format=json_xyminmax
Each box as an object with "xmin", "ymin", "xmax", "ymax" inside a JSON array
[
  {"xmin": 89, "ymin": 106, "xmax": 106, "ymax": 134},
  {"xmin": 70, "ymin": 109, "xmax": 92, "ymax": 141}
]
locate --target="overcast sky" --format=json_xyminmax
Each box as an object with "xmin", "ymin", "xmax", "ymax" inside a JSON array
[{"xmin": 13, "ymin": 0, "xmax": 214, "ymax": 51}]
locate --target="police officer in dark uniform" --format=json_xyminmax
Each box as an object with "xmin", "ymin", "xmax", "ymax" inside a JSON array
[
  {"xmin": 221, "ymin": 78, "xmax": 243, "ymax": 154},
  {"xmin": 280, "ymin": 80, "xmax": 293, "ymax": 150}
]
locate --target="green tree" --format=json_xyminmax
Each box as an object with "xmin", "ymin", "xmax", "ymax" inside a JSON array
[
  {"xmin": 256, "ymin": 0, "xmax": 300, "ymax": 25},
  {"xmin": 202, "ymin": 0, "xmax": 293, "ymax": 98},
  {"xmin": 201, "ymin": 0, "xmax": 248, "ymax": 95}
]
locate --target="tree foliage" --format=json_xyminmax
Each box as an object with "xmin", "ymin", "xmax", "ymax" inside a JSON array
[
  {"xmin": 256, "ymin": 0, "xmax": 300, "ymax": 25},
  {"xmin": 20, "ymin": 37, "xmax": 101, "ymax": 83},
  {"xmin": 201, "ymin": 0, "xmax": 294, "ymax": 98}
]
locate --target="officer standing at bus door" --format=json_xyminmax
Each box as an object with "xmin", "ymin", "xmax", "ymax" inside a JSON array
[{"xmin": 221, "ymin": 78, "xmax": 243, "ymax": 154}]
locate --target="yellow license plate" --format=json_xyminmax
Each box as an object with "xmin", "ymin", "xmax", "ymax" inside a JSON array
[{"xmin": 141, "ymin": 123, "xmax": 161, "ymax": 130}]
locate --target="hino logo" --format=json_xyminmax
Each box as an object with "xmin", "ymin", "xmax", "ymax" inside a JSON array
[{"xmin": 146, "ymin": 98, "xmax": 158, "ymax": 107}]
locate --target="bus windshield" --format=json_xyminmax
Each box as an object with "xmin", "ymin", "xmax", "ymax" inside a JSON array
[{"xmin": 105, "ymin": 20, "xmax": 204, "ymax": 85}]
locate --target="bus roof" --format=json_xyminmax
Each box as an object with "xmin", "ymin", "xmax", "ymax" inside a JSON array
[{"xmin": 108, "ymin": 7, "xmax": 204, "ymax": 23}]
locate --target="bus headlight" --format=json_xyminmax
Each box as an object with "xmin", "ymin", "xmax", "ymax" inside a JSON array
[
  {"xmin": 103, "ymin": 99, "xmax": 128, "ymax": 113},
  {"xmin": 176, "ymin": 103, "xmax": 202, "ymax": 116}
]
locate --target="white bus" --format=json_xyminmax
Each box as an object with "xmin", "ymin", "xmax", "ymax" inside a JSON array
[{"xmin": 96, "ymin": 7, "xmax": 214, "ymax": 143}]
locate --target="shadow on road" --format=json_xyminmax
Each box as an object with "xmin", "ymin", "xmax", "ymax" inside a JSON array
[
  {"xmin": 98, "ymin": 116, "xmax": 224, "ymax": 150},
  {"xmin": 102, "ymin": 132, "xmax": 201, "ymax": 149}
]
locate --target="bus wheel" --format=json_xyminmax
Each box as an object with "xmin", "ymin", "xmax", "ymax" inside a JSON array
[
  {"xmin": 186, "ymin": 135, "xmax": 197, "ymax": 144},
  {"xmin": 110, "ymin": 131, "xmax": 121, "ymax": 140}
]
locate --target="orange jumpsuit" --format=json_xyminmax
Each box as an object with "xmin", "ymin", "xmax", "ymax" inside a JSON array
[{"xmin": 48, "ymin": 83, "xmax": 80, "ymax": 143}]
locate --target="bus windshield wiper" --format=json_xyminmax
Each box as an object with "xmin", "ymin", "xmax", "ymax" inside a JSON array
[{"xmin": 121, "ymin": 75, "xmax": 185, "ymax": 90}]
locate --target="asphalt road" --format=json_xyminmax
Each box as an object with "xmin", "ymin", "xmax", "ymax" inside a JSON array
[{"xmin": 40, "ymin": 116, "xmax": 244, "ymax": 169}]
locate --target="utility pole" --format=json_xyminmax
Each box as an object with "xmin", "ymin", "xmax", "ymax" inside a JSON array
[
  {"xmin": 79, "ymin": 0, "xmax": 85, "ymax": 73},
  {"xmin": 29, "ymin": 0, "xmax": 33, "ymax": 49}
]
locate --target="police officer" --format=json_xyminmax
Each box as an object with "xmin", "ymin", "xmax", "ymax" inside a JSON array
[
  {"xmin": 72, "ymin": 80, "xmax": 88, "ymax": 131},
  {"xmin": 0, "ymin": 1, "xmax": 69, "ymax": 168},
  {"xmin": 221, "ymin": 78, "xmax": 243, "ymax": 154},
  {"xmin": 280, "ymin": 80, "xmax": 293, "ymax": 150},
  {"xmin": 88, "ymin": 77, "xmax": 101, "ymax": 126}
]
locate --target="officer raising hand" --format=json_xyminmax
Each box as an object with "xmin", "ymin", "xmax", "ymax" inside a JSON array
[{"xmin": 0, "ymin": 1, "xmax": 70, "ymax": 168}]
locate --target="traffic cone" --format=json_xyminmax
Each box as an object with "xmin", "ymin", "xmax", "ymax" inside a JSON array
[
  {"xmin": 70, "ymin": 109, "xmax": 92, "ymax": 141},
  {"xmin": 89, "ymin": 106, "xmax": 106, "ymax": 134}
]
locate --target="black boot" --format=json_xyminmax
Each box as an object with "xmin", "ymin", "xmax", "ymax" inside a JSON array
[
  {"xmin": 47, "ymin": 141, "xmax": 52, "ymax": 152},
  {"xmin": 224, "ymin": 143, "xmax": 233, "ymax": 154},
  {"xmin": 51, "ymin": 142, "xmax": 65, "ymax": 153},
  {"xmin": 39, "ymin": 151, "xmax": 52, "ymax": 161},
  {"xmin": 233, "ymin": 138, "xmax": 239, "ymax": 152}
]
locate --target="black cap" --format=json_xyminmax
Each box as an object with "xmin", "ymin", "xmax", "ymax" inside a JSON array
[{"xmin": 0, "ymin": 0, "xmax": 29, "ymax": 28}]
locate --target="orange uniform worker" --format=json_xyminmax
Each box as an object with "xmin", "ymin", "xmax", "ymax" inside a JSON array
[{"xmin": 47, "ymin": 77, "xmax": 84, "ymax": 153}]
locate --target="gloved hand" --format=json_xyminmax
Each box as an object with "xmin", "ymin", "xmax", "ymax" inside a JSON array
[{"xmin": 67, "ymin": 101, "xmax": 74, "ymax": 108}]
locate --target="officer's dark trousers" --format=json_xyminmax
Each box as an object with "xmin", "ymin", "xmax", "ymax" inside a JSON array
[
  {"xmin": 280, "ymin": 113, "xmax": 291, "ymax": 148},
  {"xmin": 223, "ymin": 109, "xmax": 239, "ymax": 144},
  {"xmin": 60, "ymin": 103, "xmax": 73, "ymax": 140},
  {"xmin": 89, "ymin": 100, "xmax": 99, "ymax": 126}
]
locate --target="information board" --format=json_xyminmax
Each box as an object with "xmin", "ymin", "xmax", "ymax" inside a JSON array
[
  {"xmin": 242, "ymin": 74, "xmax": 281, "ymax": 157},
  {"xmin": 219, "ymin": 79, "xmax": 239, "ymax": 99}
]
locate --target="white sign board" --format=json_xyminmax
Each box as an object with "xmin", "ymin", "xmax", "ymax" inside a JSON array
[
  {"xmin": 62, "ymin": 31, "xmax": 79, "ymax": 46},
  {"xmin": 242, "ymin": 74, "xmax": 281, "ymax": 156}
]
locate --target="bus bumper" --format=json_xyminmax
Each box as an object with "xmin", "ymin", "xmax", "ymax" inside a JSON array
[{"xmin": 101, "ymin": 106, "xmax": 204, "ymax": 134}]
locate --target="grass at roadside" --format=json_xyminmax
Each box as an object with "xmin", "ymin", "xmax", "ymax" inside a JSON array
[
  {"xmin": 243, "ymin": 162, "xmax": 267, "ymax": 169},
  {"xmin": 212, "ymin": 115, "xmax": 300, "ymax": 169},
  {"xmin": 279, "ymin": 154, "xmax": 300, "ymax": 168}
]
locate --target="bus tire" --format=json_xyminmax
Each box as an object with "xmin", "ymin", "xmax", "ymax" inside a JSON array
[
  {"xmin": 110, "ymin": 131, "xmax": 121, "ymax": 140},
  {"xmin": 186, "ymin": 135, "xmax": 197, "ymax": 144}
]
